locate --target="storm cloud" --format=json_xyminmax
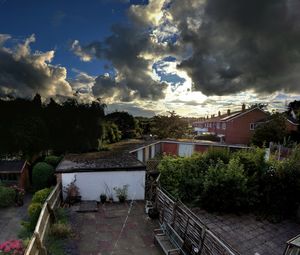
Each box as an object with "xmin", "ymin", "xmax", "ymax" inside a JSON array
[
  {"xmin": 0, "ymin": 34, "xmax": 73, "ymax": 98},
  {"xmin": 170, "ymin": 0, "xmax": 300, "ymax": 95},
  {"xmin": 72, "ymin": 24, "xmax": 168, "ymax": 101}
]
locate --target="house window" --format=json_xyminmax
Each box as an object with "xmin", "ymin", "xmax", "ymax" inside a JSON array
[
  {"xmin": 250, "ymin": 123, "xmax": 255, "ymax": 130},
  {"xmin": 217, "ymin": 122, "xmax": 220, "ymax": 129},
  {"xmin": 222, "ymin": 123, "xmax": 226, "ymax": 130}
]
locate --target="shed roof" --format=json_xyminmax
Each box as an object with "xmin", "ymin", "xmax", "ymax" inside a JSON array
[
  {"xmin": 56, "ymin": 149, "xmax": 146, "ymax": 173},
  {"xmin": 0, "ymin": 160, "xmax": 26, "ymax": 173}
]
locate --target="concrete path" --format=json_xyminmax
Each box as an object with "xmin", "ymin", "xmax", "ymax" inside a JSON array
[
  {"xmin": 69, "ymin": 201, "xmax": 163, "ymax": 255},
  {"xmin": 0, "ymin": 194, "xmax": 31, "ymax": 243},
  {"xmin": 194, "ymin": 208, "xmax": 300, "ymax": 255}
]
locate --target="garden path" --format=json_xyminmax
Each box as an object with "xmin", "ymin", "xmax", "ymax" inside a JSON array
[
  {"xmin": 0, "ymin": 194, "xmax": 31, "ymax": 243},
  {"xmin": 69, "ymin": 201, "xmax": 163, "ymax": 255}
]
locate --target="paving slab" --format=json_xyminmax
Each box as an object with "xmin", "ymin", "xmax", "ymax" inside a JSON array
[
  {"xmin": 0, "ymin": 194, "xmax": 31, "ymax": 243},
  {"xmin": 69, "ymin": 201, "xmax": 164, "ymax": 255},
  {"xmin": 194, "ymin": 208, "xmax": 300, "ymax": 255}
]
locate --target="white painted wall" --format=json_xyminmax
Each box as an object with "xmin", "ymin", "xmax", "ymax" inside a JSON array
[
  {"xmin": 151, "ymin": 145, "xmax": 155, "ymax": 159},
  {"xmin": 137, "ymin": 149, "xmax": 143, "ymax": 162},
  {"xmin": 178, "ymin": 143, "xmax": 194, "ymax": 157},
  {"xmin": 62, "ymin": 170, "xmax": 145, "ymax": 201}
]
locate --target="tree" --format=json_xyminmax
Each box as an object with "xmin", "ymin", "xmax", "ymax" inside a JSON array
[
  {"xmin": 105, "ymin": 111, "xmax": 138, "ymax": 139},
  {"xmin": 251, "ymin": 113, "xmax": 287, "ymax": 146},
  {"xmin": 150, "ymin": 111, "xmax": 188, "ymax": 139}
]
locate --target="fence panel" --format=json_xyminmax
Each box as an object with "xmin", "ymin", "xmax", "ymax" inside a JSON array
[
  {"xmin": 24, "ymin": 183, "xmax": 61, "ymax": 255},
  {"xmin": 156, "ymin": 188, "xmax": 240, "ymax": 255}
]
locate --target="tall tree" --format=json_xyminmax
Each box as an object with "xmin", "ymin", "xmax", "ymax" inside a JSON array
[{"xmin": 150, "ymin": 111, "xmax": 188, "ymax": 139}]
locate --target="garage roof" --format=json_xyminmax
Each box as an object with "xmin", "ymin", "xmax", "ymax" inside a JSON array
[{"xmin": 56, "ymin": 150, "xmax": 146, "ymax": 173}]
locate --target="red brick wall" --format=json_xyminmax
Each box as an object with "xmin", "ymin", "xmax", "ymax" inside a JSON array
[{"xmin": 225, "ymin": 109, "xmax": 268, "ymax": 145}]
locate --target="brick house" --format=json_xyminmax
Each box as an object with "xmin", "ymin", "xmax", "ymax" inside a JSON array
[
  {"xmin": 0, "ymin": 160, "xmax": 30, "ymax": 189},
  {"xmin": 193, "ymin": 105, "xmax": 269, "ymax": 145}
]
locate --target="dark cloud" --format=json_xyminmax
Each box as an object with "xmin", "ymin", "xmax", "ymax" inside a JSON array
[
  {"xmin": 73, "ymin": 24, "xmax": 168, "ymax": 101},
  {"xmin": 0, "ymin": 34, "xmax": 72, "ymax": 98},
  {"xmin": 171, "ymin": 0, "xmax": 300, "ymax": 96}
]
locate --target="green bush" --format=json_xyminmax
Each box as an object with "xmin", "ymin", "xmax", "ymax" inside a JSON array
[
  {"xmin": 0, "ymin": 185, "xmax": 15, "ymax": 207},
  {"xmin": 159, "ymin": 154, "xmax": 208, "ymax": 201},
  {"xmin": 27, "ymin": 202, "xmax": 42, "ymax": 231},
  {"xmin": 201, "ymin": 158, "xmax": 248, "ymax": 212},
  {"xmin": 203, "ymin": 147, "xmax": 231, "ymax": 164},
  {"xmin": 32, "ymin": 188, "xmax": 52, "ymax": 204},
  {"xmin": 32, "ymin": 162, "xmax": 54, "ymax": 190},
  {"xmin": 50, "ymin": 223, "xmax": 71, "ymax": 238},
  {"xmin": 44, "ymin": 155, "xmax": 62, "ymax": 167}
]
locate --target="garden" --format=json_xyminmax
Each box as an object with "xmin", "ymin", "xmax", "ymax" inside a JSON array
[
  {"xmin": 0, "ymin": 155, "xmax": 66, "ymax": 254},
  {"xmin": 158, "ymin": 146, "xmax": 300, "ymax": 222}
]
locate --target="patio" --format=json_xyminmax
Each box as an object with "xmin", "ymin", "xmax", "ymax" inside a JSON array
[{"xmin": 69, "ymin": 201, "xmax": 163, "ymax": 255}]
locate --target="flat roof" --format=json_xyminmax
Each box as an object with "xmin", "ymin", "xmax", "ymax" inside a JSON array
[
  {"xmin": 56, "ymin": 150, "xmax": 146, "ymax": 173},
  {"xmin": 0, "ymin": 160, "xmax": 26, "ymax": 173}
]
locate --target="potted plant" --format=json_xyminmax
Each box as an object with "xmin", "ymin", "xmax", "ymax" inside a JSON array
[
  {"xmin": 63, "ymin": 176, "xmax": 81, "ymax": 205},
  {"xmin": 100, "ymin": 193, "xmax": 107, "ymax": 204},
  {"xmin": 113, "ymin": 185, "xmax": 129, "ymax": 203}
]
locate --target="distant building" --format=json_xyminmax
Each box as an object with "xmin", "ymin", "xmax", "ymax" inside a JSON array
[
  {"xmin": 0, "ymin": 160, "xmax": 30, "ymax": 189},
  {"xmin": 193, "ymin": 105, "xmax": 269, "ymax": 145}
]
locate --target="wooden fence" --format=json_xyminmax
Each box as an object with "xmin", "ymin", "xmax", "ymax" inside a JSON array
[
  {"xmin": 24, "ymin": 183, "xmax": 61, "ymax": 255},
  {"xmin": 156, "ymin": 187, "xmax": 240, "ymax": 255}
]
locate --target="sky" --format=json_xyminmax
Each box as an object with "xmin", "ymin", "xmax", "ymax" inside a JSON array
[{"xmin": 1, "ymin": 0, "xmax": 300, "ymax": 117}]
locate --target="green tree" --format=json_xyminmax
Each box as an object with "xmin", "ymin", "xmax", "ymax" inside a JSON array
[
  {"xmin": 150, "ymin": 111, "xmax": 188, "ymax": 139},
  {"xmin": 251, "ymin": 113, "xmax": 287, "ymax": 146},
  {"xmin": 105, "ymin": 111, "xmax": 138, "ymax": 139}
]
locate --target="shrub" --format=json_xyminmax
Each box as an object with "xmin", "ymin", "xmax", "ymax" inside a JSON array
[
  {"xmin": 0, "ymin": 185, "xmax": 15, "ymax": 208},
  {"xmin": 201, "ymin": 158, "xmax": 248, "ymax": 212},
  {"xmin": 44, "ymin": 155, "xmax": 62, "ymax": 167},
  {"xmin": 32, "ymin": 188, "xmax": 52, "ymax": 204},
  {"xmin": 27, "ymin": 202, "xmax": 42, "ymax": 231},
  {"xmin": 50, "ymin": 223, "xmax": 71, "ymax": 238},
  {"xmin": 203, "ymin": 147, "xmax": 231, "ymax": 164},
  {"xmin": 159, "ymin": 154, "xmax": 208, "ymax": 201},
  {"xmin": 0, "ymin": 239, "xmax": 24, "ymax": 255},
  {"xmin": 32, "ymin": 162, "xmax": 54, "ymax": 190}
]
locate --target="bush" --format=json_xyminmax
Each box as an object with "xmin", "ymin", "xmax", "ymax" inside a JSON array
[
  {"xmin": 50, "ymin": 223, "xmax": 71, "ymax": 238},
  {"xmin": 203, "ymin": 147, "xmax": 231, "ymax": 164},
  {"xmin": 201, "ymin": 158, "xmax": 248, "ymax": 212},
  {"xmin": 44, "ymin": 155, "xmax": 62, "ymax": 167},
  {"xmin": 27, "ymin": 203, "xmax": 42, "ymax": 231},
  {"xmin": 32, "ymin": 162, "xmax": 54, "ymax": 190},
  {"xmin": 0, "ymin": 185, "xmax": 15, "ymax": 207},
  {"xmin": 32, "ymin": 188, "xmax": 52, "ymax": 204}
]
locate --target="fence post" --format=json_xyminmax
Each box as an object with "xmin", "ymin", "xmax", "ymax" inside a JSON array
[
  {"xmin": 46, "ymin": 202, "xmax": 56, "ymax": 223},
  {"xmin": 34, "ymin": 232, "xmax": 47, "ymax": 255}
]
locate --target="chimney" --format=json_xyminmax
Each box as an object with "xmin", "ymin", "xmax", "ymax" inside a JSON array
[
  {"xmin": 218, "ymin": 111, "xmax": 221, "ymax": 117},
  {"xmin": 242, "ymin": 103, "xmax": 246, "ymax": 112},
  {"xmin": 227, "ymin": 109, "xmax": 231, "ymax": 116}
]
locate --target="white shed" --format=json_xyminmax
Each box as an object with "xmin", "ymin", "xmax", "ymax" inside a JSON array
[{"xmin": 56, "ymin": 151, "xmax": 146, "ymax": 201}]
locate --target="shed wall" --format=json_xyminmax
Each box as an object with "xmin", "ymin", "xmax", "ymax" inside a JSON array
[{"xmin": 61, "ymin": 170, "xmax": 145, "ymax": 201}]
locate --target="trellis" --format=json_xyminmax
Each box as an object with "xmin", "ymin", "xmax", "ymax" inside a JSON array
[{"xmin": 156, "ymin": 188, "xmax": 240, "ymax": 255}]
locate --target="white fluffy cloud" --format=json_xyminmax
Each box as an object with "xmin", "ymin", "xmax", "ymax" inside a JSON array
[{"xmin": 0, "ymin": 34, "xmax": 73, "ymax": 99}]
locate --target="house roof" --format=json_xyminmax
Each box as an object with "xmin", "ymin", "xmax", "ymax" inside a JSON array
[
  {"xmin": 220, "ymin": 107, "xmax": 267, "ymax": 122},
  {"xmin": 56, "ymin": 149, "xmax": 146, "ymax": 173},
  {"xmin": 193, "ymin": 107, "xmax": 268, "ymax": 125},
  {"xmin": 0, "ymin": 160, "xmax": 26, "ymax": 173}
]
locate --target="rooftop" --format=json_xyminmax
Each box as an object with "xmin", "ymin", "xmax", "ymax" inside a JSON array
[
  {"xmin": 56, "ymin": 147, "xmax": 146, "ymax": 173},
  {"xmin": 0, "ymin": 160, "xmax": 26, "ymax": 173}
]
